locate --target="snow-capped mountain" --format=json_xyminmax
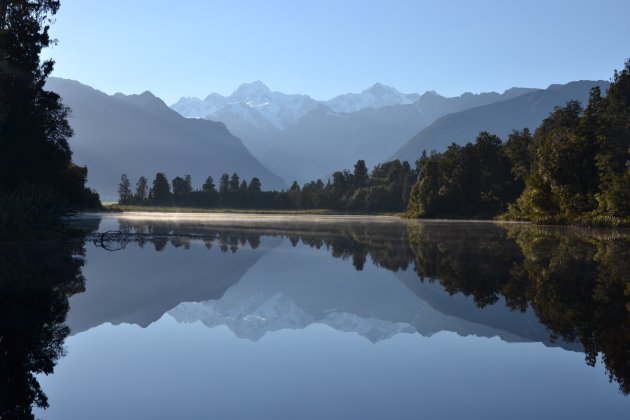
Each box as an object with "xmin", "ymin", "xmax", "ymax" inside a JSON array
[
  {"xmin": 168, "ymin": 293, "xmax": 418, "ymax": 342},
  {"xmin": 169, "ymin": 82, "xmax": 542, "ymax": 183},
  {"xmin": 171, "ymin": 81, "xmax": 320, "ymax": 129},
  {"xmin": 323, "ymin": 83, "xmax": 420, "ymax": 113}
]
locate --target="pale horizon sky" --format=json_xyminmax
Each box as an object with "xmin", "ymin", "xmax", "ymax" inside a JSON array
[{"xmin": 45, "ymin": 0, "xmax": 630, "ymax": 104}]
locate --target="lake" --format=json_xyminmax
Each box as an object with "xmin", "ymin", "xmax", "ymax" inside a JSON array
[{"xmin": 2, "ymin": 212, "xmax": 629, "ymax": 419}]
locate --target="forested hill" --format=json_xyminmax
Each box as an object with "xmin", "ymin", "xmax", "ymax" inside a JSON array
[
  {"xmin": 407, "ymin": 60, "xmax": 630, "ymax": 226},
  {"xmin": 46, "ymin": 78, "xmax": 287, "ymax": 200},
  {"xmin": 393, "ymin": 80, "xmax": 609, "ymax": 163}
]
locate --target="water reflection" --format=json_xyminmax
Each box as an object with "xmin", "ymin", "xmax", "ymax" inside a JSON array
[
  {"xmin": 82, "ymin": 215, "xmax": 630, "ymax": 395},
  {"xmin": 5, "ymin": 214, "xmax": 630, "ymax": 417},
  {"xmin": 0, "ymin": 240, "xmax": 86, "ymax": 419}
]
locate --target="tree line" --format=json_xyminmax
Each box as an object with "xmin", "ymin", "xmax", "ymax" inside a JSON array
[{"xmin": 118, "ymin": 159, "xmax": 417, "ymax": 212}]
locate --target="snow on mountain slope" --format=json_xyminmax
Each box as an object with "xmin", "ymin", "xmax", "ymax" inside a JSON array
[
  {"xmin": 169, "ymin": 293, "xmax": 418, "ymax": 342},
  {"xmin": 323, "ymin": 83, "xmax": 418, "ymax": 113},
  {"xmin": 172, "ymin": 81, "xmax": 320, "ymax": 129}
]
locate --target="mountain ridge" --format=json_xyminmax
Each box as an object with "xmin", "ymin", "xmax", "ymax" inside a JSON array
[
  {"xmin": 392, "ymin": 80, "xmax": 610, "ymax": 163},
  {"xmin": 174, "ymin": 82, "xmax": 538, "ymax": 182},
  {"xmin": 46, "ymin": 77, "xmax": 287, "ymax": 200}
]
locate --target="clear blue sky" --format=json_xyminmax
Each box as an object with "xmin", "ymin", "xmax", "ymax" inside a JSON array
[{"xmin": 45, "ymin": 0, "xmax": 630, "ymax": 104}]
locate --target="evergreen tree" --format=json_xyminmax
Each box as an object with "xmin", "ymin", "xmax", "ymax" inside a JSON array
[
  {"xmin": 202, "ymin": 176, "xmax": 216, "ymax": 193},
  {"xmin": 504, "ymin": 129, "xmax": 533, "ymax": 183},
  {"xmin": 229, "ymin": 173, "xmax": 240, "ymax": 192},
  {"xmin": 172, "ymin": 175, "xmax": 192, "ymax": 196},
  {"xmin": 248, "ymin": 177, "xmax": 262, "ymax": 194},
  {"xmin": 135, "ymin": 176, "xmax": 148, "ymax": 203},
  {"xmin": 353, "ymin": 160, "xmax": 368, "ymax": 189},
  {"xmin": 150, "ymin": 173, "xmax": 171, "ymax": 205},
  {"xmin": 594, "ymin": 60, "xmax": 630, "ymax": 217},
  {"xmin": 289, "ymin": 181, "xmax": 301, "ymax": 208},
  {"xmin": 219, "ymin": 173, "xmax": 230, "ymax": 194},
  {"xmin": 117, "ymin": 174, "xmax": 132, "ymax": 204}
]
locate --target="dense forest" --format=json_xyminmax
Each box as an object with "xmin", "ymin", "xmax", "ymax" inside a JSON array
[
  {"xmin": 119, "ymin": 60, "xmax": 629, "ymax": 226},
  {"xmin": 117, "ymin": 158, "xmax": 416, "ymax": 212},
  {"xmin": 0, "ymin": 1, "xmax": 100, "ymax": 239},
  {"xmin": 409, "ymin": 60, "xmax": 630, "ymax": 226}
]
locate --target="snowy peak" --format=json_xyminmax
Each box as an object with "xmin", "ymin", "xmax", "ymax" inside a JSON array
[
  {"xmin": 231, "ymin": 80, "xmax": 272, "ymax": 102},
  {"xmin": 207, "ymin": 102, "xmax": 279, "ymax": 132},
  {"xmin": 168, "ymin": 293, "xmax": 416, "ymax": 342},
  {"xmin": 367, "ymin": 82, "xmax": 401, "ymax": 97},
  {"xmin": 170, "ymin": 82, "xmax": 538, "ymax": 132},
  {"xmin": 172, "ymin": 81, "xmax": 320, "ymax": 129},
  {"xmin": 171, "ymin": 96, "xmax": 224, "ymax": 118},
  {"xmin": 324, "ymin": 83, "xmax": 417, "ymax": 113}
]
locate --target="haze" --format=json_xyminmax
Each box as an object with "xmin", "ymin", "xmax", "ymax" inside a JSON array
[{"xmin": 46, "ymin": 0, "xmax": 630, "ymax": 103}]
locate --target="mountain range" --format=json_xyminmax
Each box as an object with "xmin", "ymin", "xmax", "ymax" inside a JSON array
[
  {"xmin": 48, "ymin": 77, "xmax": 610, "ymax": 199},
  {"xmin": 392, "ymin": 80, "xmax": 610, "ymax": 163},
  {"xmin": 46, "ymin": 78, "xmax": 286, "ymax": 200},
  {"xmin": 172, "ymin": 82, "xmax": 539, "ymax": 182}
]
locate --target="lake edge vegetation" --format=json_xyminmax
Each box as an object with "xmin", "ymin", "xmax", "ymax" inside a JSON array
[{"xmin": 117, "ymin": 59, "xmax": 630, "ymax": 227}]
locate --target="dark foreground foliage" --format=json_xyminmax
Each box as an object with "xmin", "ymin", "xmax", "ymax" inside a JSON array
[
  {"xmin": 0, "ymin": 1, "xmax": 101, "ymax": 239},
  {"xmin": 0, "ymin": 240, "xmax": 86, "ymax": 419}
]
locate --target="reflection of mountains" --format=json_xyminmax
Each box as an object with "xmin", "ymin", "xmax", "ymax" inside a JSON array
[
  {"xmin": 169, "ymin": 267, "xmax": 557, "ymax": 345},
  {"xmin": 66, "ymin": 226, "xmax": 282, "ymax": 335},
  {"xmin": 71, "ymin": 217, "xmax": 572, "ymax": 349},
  {"xmin": 69, "ymin": 215, "xmax": 630, "ymax": 394}
]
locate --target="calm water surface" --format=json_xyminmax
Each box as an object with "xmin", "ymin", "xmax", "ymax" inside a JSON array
[{"xmin": 3, "ymin": 213, "xmax": 629, "ymax": 419}]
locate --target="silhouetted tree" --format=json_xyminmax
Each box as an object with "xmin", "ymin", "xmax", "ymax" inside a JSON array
[
  {"xmin": 135, "ymin": 176, "xmax": 148, "ymax": 203},
  {"xmin": 219, "ymin": 173, "xmax": 230, "ymax": 194},
  {"xmin": 229, "ymin": 173, "xmax": 240, "ymax": 192},
  {"xmin": 0, "ymin": 0, "xmax": 100, "ymax": 218},
  {"xmin": 353, "ymin": 160, "xmax": 368, "ymax": 189},
  {"xmin": 202, "ymin": 176, "xmax": 216, "ymax": 193},
  {"xmin": 248, "ymin": 177, "xmax": 262, "ymax": 193},
  {"xmin": 289, "ymin": 181, "xmax": 301, "ymax": 208},
  {"xmin": 117, "ymin": 174, "xmax": 132, "ymax": 204},
  {"xmin": 172, "ymin": 175, "xmax": 192, "ymax": 196},
  {"xmin": 150, "ymin": 173, "xmax": 171, "ymax": 205}
]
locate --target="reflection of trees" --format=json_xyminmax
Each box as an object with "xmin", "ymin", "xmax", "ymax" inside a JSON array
[
  {"xmin": 506, "ymin": 226, "xmax": 630, "ymax": 395},
  {"xmin": 408, "ymin": 222, "xmax": 630, "ymax": 395},
  {"xmin": 115, "ymin": 219, "xmax": 415, "ymax": 271},
  {"xmin": 408, "ymin": 223, "xmax": 526, "ymax": 308},
  {"xmin": 0, "ymin": 241, "xmax": 86, "ymax": 419},
  {"xmin": 111, "ymin": 218, "xmax": 630, "ymax": 394}
]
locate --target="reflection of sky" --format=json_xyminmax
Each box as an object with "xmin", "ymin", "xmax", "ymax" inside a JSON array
[
  {"xmin": 39, "ymin": 214, "xmax": 630, "ymax": 418},
  {"xmin": 37, "ymin": 317, "xmax": 628, "ymax": 420}
]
